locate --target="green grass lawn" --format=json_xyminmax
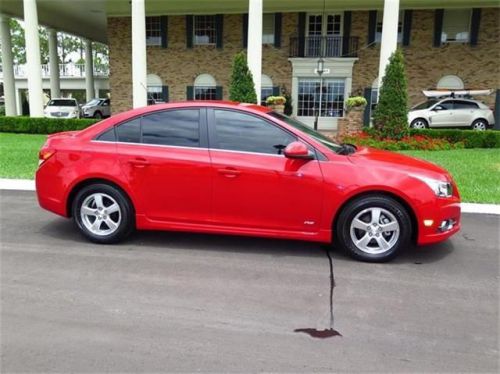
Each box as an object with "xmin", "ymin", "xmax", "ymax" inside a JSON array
[
  {"xmin": 0, "ymin": 132, "xmax": 499, "ymax": 203},
  {"xmin": 0, "ymin": 133, "xmax": 46, "ymax": 179},
  {"xmin": 402, "ymin": 149, "xmax": 500, "ymax": 204}
]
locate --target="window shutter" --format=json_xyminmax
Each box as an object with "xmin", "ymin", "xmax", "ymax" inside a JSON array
[
  {"xmin": 298, "ymin": 12, "xmax": 306, "ymax": 57},
  {"xmin": 216, "ymin": 14, "xmax": 224, "ymax": 49},
  {"xmin": 162, "ymin": 85, "xmax": 169, "ymax": 102},
  {"xmin": 215, "ymin": 86, "xmax": 223, "ymax": 100},
  {"xmin": 470, "ymin": 8, "xmax": 481, "ymax": 46},
  {"xmin": 402, "ymin": 10, "xmax": 412, "ymax": 46},
  {"xmin": 363, "ymin": 87, "xmax": 373, "ymax": 127},
  {"xmin": 242, "ymin": 13, "xmax": 248, "ymax": 48},
  {"xmin": 367, "ymin": 10, "xmax": 377, "ymax": 45},
  {"xmin": 433, "ymin": 9, "xmax": 444, "ymax": 47},
  {"xmin": 160, "ymin": 16, "xmax": 168, "ymax": 48},
  {"xmin": 272, "ymin": 86, "xmax": 280, "ymax": 96},
  {"xmin": 186, "ymin": 15, "xmax": 193, "ymax": 48},
  {"xmin": 342, "ymin": 11, "xmax": 352, "ymax": 56},
  {"xmin": 274, "ymin": 13, "xmax": 282, "ymax": 48},
  {"xmin": 187, "ymin": 86, "xmax": 194, "ymax": 100}
]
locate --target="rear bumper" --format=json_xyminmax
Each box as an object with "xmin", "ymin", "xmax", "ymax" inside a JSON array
[{"xmin": 416, "ymin": 197, "xmax": 461, "ymax": 245}]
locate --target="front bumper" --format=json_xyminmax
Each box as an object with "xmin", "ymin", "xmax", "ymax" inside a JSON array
[{"xmin": 416, "ymin": 196, "xmax": 461, "ymax": 245}]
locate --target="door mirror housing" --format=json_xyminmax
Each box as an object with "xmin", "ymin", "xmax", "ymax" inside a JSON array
[
  {"xmin": 284, "ymin": 141, "xmax": 314, "ymax": 160},
  {"xmin": 433, "ymin": 105, "xmax": 445, "ymax": 111}
]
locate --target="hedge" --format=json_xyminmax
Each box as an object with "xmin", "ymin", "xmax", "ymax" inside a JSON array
[
  {"xmin": 408, "ymin": 129, "xmax": 500, "ymax": 148},
  {"xmin": 0, "ymin": 116, "xmax": 99, "ymax": 134}
]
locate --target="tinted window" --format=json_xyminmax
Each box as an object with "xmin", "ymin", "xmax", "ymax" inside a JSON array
[
  {"xmin": 213, "ymin": 110, "xmax": 296, "ymax": 155},
  {"xmin": 116, "ymin": 118, "xmax": 141, "ymax": 143},
  {"xmin": 437, "ymin": 101, "xmax": 454, "ymax": 110},
  {"xmin": 454, "ymin": 100, "xmax": 478, "ymax": 109},
  {"xmin": 96, "ymin": 127, "xmax": 116, "ymax": 141},
  {"xmin": 142, "ymin": 110, "xmax": 200, "ymax": 147},
  {"xmin": 47, "ymin": 99, "xmax": 77, "ymax": 107}
]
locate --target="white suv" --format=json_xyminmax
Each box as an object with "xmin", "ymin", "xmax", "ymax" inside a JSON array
[
  {"xmin": 82, "ymin": 98, "xmax": 111, "ymax": 119},
  {"xmin": 408, "ymin": 98, "xmax": 494, "ymax": 130},
  {"xmin": 44, "ymin": 98, "xmax": 80, "ymax": 119}
]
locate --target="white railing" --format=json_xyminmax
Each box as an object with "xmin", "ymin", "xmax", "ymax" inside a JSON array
[{"xmin": 2, "ymin": 63, "xmax": 109, "ymax": 78}]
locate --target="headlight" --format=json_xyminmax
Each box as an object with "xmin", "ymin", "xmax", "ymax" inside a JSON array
[{"xmin": 413, "ymin": 175, "xmax": 452, "ymax": 198}]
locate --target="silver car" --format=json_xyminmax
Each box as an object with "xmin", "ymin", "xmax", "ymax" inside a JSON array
[
  {"xmin": 81, "ymin": 98, "xmax": 111, "ymax": 119},
  {"xmin": 408, "ymin": 98, "xmax": 494, "ymax": 131}
]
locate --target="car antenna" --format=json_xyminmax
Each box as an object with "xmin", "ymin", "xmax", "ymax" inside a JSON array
[{"xmin": 140, "ymin": 82, "xmax": 157, "ymax": 104}]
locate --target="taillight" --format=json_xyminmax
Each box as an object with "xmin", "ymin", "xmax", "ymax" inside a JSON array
[{"xmin": 38, "ymin": 148, "xmax": 56, "ymax": 166}]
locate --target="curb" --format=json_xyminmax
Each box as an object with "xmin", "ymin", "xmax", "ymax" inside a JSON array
[{"xmin": 1, "ymin": 178, "xmax": 499, "ymax": 215}]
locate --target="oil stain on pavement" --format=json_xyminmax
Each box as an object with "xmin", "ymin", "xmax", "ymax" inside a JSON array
[{"xmin": 294, "ymin": 247, "xmax": 342, "ymax": 339}]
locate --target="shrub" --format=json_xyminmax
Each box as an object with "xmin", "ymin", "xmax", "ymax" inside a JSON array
[
  {"xmin": 266, "ymin": 96, "xmax": 286, "ymax": 105},
  {"xmin": 228, "ymin": 51, "xmax": 257, "ymax": 104},
  {"xmin": 346, "ymin": 96, "xmax": 367, "ymax": 109},
  {"xmin": 372, "ymin": 49, "xmax": 409, "ymax": 139},
  {"xmin": 0, "ymin": 105, "xmax": 5, "ymax": 117},
  {"xmin": 0, "ymin": 116, "xmax": 99, "ymax": 134},
  {"xmin": 408, "ymin": 129, "xmax": 500, "ymax": 148}
]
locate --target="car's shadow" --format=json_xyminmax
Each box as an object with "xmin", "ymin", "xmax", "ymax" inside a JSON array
[{"xmin": 39, "ymin": 217, "xmax": 455, "ymax": 264}]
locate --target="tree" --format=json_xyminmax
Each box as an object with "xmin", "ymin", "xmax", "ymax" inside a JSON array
[
  {"xmin": 0, "ymin": 19, "xmax": 49, "ymax": 64},
  {"xmin": 229, "ymin": 52, "xmax": 257, "ymax": 104},
  {"xmin": 372, "ymin": 49, "xmax": 409, "ymax": 139}
]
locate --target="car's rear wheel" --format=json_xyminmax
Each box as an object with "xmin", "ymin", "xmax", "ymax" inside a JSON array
[
  {"xmin": 410, "ymin": 118, "xmax": 428, "ymax": 129},
  {"xmin": 471, "ymin": 119, "xmax": 488, "ymax": 131},
  {"xmin": 72, "ymin": 183, "xmax": 134, "ymax": 244},
  {"xmin": 335, "ymin": 195, "xmax": 412, "ymax": 262}
]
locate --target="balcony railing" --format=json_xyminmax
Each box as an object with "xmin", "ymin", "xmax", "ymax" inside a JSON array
[
  {"xmin": 1, "ymin": 63, "xmax": 109, "ymax": 78},
  {"xmin": 289, "ymin": 36, "xmax": 359, "ymax": 58}
]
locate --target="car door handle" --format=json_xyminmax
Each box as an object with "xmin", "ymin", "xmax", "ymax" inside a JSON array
[
  {"xmin": 128, "ymin": 157, "xmax": 150, "ymax": 167},
  {"xmin": 217, "ymin": 167, "xmax": 241, "ymax": 178}
]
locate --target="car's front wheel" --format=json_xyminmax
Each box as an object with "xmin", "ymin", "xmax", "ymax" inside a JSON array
[
  {"xmin": 335, "ymin": 195, "xmax": 412, "ymax": 262},
  {"xmin": 94, "ymin": 111, "xmax": 102, "ymax": 119},
  {"xmin": 410, "ymin": 118, "xmax": 428, "ymax": 129},
  {"xmin": 471, "ymin": 119, "xmax": 488, "ymax": 131},
  {"xmin": 72, "ymin": 183, "xmax": 134, "ymax": 244}
]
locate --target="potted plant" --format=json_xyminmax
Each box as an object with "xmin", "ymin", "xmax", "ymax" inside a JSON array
[
  {"xmin": 266, "ymin": 95, "xmax": 287, "ymax": 113},
  {"xmin": 346, "ymin": 96, "xmax": 368, "ymax": 112}
]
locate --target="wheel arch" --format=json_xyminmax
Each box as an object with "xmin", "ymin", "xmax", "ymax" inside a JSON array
[
  {"xmin": 411, "ymin": 117, "xmax": 429, "ymax": 127},
  {"xmin": 331, "ymin": 190, "xmax": 418, "ymax": 244},
  {"xmin": 66, "ymin": 177, "xmax": 136, "ymax": 218}
]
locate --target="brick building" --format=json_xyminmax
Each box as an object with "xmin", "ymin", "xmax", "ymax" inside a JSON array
[{"xmin": 1, "ymin": 0, "xmax": 499, "ymax": 130}]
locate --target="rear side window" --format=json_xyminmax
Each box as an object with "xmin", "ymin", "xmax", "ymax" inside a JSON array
[
  {"xmin": 454, "ymin": 100, "xmax": 479, "ymax": 109},
  {"xmin": 213, "ymin": 110, "xmax": 296, "ymax": 155},
  {"xmin": 116, "ymin": 118, "xmax": 141, "ymax": 143},
  {"xmin": 141, "ymin": 109, "xmax": 200, "ymax": 147}
]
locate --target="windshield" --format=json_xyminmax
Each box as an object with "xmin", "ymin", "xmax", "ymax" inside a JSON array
[
  {"xmin": 47, "ymin": 99, "xmax": 77, "ymax": 107},
  {"xmin": 269, "ymin": 112, "xmax": 342, "ymax": 152},
  {"xmin": 412, "ymin": 100, "xmax": 438, "ymax": 110},
  {"xmin": 84, "ymin": 99, "xmax": 101, "ymax": 106}
]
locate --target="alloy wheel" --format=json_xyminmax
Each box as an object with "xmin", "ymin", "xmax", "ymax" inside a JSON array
[{"xmin": 80, "ymin": 192, "xmax": 122, "ymax": 236}]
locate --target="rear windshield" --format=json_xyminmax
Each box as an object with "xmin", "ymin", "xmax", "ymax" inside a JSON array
[{"xmin": 47, "ymin": 99, "xmax": 77, "ymax": 107}]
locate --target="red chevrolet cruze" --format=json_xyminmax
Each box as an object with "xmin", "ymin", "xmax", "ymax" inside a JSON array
[{"xmin": 36, "ymin": 101, "xmax": 460, "ymax": 262}]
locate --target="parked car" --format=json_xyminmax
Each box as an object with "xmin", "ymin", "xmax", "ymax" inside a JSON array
[
  {"xmin": 82, "ymin": 98, "xmax": 111, "ymax": 119},
  {"xmin": 36, "ymin": 102, "xmax": 460, "ymax": 262},
  {"xmin": 44, "ymin": 98, "xmax": 81, "ymax": 119},
  {"xmin": 408, "ymin": 98, "xmax": 494, "ymax": 130}
]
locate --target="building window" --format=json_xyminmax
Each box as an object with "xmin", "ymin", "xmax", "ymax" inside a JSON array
[
  {"xmin": 194, "ymin": 74, "xmax": 217, "ymax": 100},
  {"xmin": 146, "ymin": 16, "xmax": 162, "ymax": 46},
  {"xmin": 375, "ymin": 11, "xmax": 403, "ymax": 43},
  {"xmin": 442, "ymin": 9, "xmax": 471, "ymax": 42},
  {"xmin": 262, "ymin": 14, "xmax": 275, "ymax": 44},
  {"xmin": 297, "ymin": 78, "xmax": 345, "ymax": 117},
  {"xmin": 261, "ymin": 74, "xmax": 274, "ymax": 105},
  {"xmin": 437, "ymin": 75, "xmax": 465, "ymax": 90},
  {"xmin": 194, "ymin": 15, "xmax": 216, "ymax": 45},
  {"xmin": 147, "ymin": 74, "xmax": 164, "ymax": 104}
]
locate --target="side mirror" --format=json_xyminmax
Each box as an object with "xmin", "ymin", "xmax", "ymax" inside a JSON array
[
  {"xmin": 284, "ymin": 141, "xmax": 314, "ymax": 160},
  {"xmin": 433, "ymin": 105, "xmax": 444, "ymax": 111}
]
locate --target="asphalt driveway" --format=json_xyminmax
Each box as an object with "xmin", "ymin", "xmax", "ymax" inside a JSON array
[{"xmin": 1, "ymin": 190, "xmax": 498, "ymax": 372}]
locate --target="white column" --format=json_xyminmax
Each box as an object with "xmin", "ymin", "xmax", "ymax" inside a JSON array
[
  {"xmin": 247, "ymin": 0, "xmax": 263, "ymax": 103},
  {"xmin": 47, "ymin": 28, "xmax": 60, "ymax": 98},
  {"xmin": 377, "ymin": 0, "xmax": 400, "ymax": 88},
  {"xmin": 84, "ymin": 39, "xmax": 95, "ymax": 101},
  {"xmin": 23, "ymin": 0, "xmax": 44, "ymax": 117},
  {"xmin": 0, "ymin": 15, "xmax": 17, "ymax": 115},
  {"xmin": 131, "ymin": 0, "xmax": 147, "ymax": 108}
]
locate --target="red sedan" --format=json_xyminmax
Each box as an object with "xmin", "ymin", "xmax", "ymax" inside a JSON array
[{"xmin": 36, "ymin": 101, "xmax": 461, "ymax": 262}]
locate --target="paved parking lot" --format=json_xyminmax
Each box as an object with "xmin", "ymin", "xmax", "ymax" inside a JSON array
[{"xmin": 1, "ymin": 190, "xmax": 498, "ymax": 372}]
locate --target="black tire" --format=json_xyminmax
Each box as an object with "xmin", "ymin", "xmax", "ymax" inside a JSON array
[
  {"xmin": 72, "ymin": 183, "xmax": 134, "ymax": 244},
  {"xmin": 94, "ymin": 111, "xmax": 103, "ymax": 119},
  {"xmin": 471, "ymin": 119, "xmax": 488, "ymax": 131},
  {"xmin": 410, "ymin": 118, "xmax": 428, "ymax": 129},
  {"xmin": 335, "ymin": 195, "xmax": 412, "ymax": 262}
]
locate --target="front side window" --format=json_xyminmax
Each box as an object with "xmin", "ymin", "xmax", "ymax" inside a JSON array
[
  {"xmin": 436, "ymin": 100, "xmax": 454, "ymax": 110},
  {"xmin": 376, "ymin": 11, "xmax": 403, "ymax": 43},
  {"xmin": 116, "ymin": 118, "xmax": 141, "ymax": 143},
  {"xmin": 262, "ymin": 14, "xmax": 275, "ymax": 44},
  {"xmin": 442, "ymin": 9, "xmax": 471, "ymax": 42},
  {"xmin": 213, "ymin": 110, "xmax": 296, "ymax": 155},
  {"xmin": 146, "ymin": 16, "xmax": 162, "ymax": 46},
  {"xmin": 297, "ymin": 78, "xmax": 345, "ymax": 117},
  {"xmin": 142, "ymin": 110, "xmax": 200, "ymax": 147},
  {"xmin": 194, "ymin": 15, "xmax": 216, "ymax": 45}
]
